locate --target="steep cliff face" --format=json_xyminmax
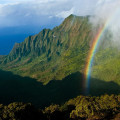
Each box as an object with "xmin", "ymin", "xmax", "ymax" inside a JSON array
[
  {"xmin": 0, "ymin": 15, "xmax": 92, "ymax": 82},
  {"xmin": 2, "ymin": 15, "xmax": 91, "ymax": 62},
  {"xmin": 0, "ymin": 14, "xmax": 120, "ymax": 85}
]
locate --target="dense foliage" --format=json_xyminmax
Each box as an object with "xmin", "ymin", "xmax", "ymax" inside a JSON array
[{"xmin": 0, "ymin": 95, "xmax": 120, "ymax": 120}]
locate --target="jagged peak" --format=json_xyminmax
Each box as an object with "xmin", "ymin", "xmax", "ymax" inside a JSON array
[{"xmin": 63, "ymin": 14, "xmax": 89, "ymax": 23}]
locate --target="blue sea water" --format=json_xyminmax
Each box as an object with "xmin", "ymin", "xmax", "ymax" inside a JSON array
[{"xmin": 0, "ymin": 25, "xmax": 53, "ymax": 55}]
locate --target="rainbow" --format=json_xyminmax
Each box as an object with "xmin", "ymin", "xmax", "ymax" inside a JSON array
[
  {"xmin": 83, "ymin": 24, "xmax": 106, "ymax": 95},
  {"xmin": 83, "ymin": 7, "xmax": 120, "ymax": 95}
]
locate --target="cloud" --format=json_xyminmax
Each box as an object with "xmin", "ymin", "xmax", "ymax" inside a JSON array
[
  {"xmin": 0, "ymin": 0, "xmax": 119, "ymax": 33},
  {"xmin": 0, "ymin": 0, "xmax": 32, "ymax": 4},
  {"xmin": 89, "ymin": 0, "xmax": 120, "ymax": 46},
  {"xmin": 1, "ymin": 0, "xmax": 119, "ymax": 31},
  {"xmin": 0, "ymin": 0, "xmax": 98, "ymax": 27},
  {"xmin": 92, "ymin": 0, "xmax": 120, "ymax": 24}
]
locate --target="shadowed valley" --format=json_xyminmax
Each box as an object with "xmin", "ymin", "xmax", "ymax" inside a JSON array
[{"xmin": 0, "ymin": 69, "xmax": 120, "ymax": 108}]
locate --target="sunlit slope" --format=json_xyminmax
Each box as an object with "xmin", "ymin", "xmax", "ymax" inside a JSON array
[
  {"xmin": 92, "ymin": 54, "xmax": 120, "ymax": 85},
  {"xmin": 91, "ymin": 37, "xmax": 120, "ymax": 85},
  {"xmin": 0, "ymin": 15, "xmax": 92, "ymax": 83}
]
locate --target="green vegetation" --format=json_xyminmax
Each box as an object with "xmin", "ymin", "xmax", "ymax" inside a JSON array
[
  {"xmin": 0, "ymin": 15, "xmax": 92, "ymax": 83},
  {"xmin": 1, "ymin": 94, "xmax": 120, "ymax": 120},
  {"xmin": 0, "ymin": 14, "xmax": 120, "ymax": 86},
  {"xmin": 92, "ymin": 45, "xmax": 120, "ymax": 85},
  {"xmin": 0, "ymin": 102, "xmax": 44, "ymax": 120},
  {"xmin": 1, "ymin": 14, "xmax": 120, "ymax": 86},
  {"xmin": 89, "ymin": 29, "xmax": 120, "ymax": 85},
  {"xmin": 0, "ymin": 14, "xmax": 120, "ymax": 119},
  {"xmin": 69, "ymin": 94, "xmax": 120, "ymax": 120},
  {"xmin": 0, "ymin": 69, "xmax": 120, "ymax": 109}
]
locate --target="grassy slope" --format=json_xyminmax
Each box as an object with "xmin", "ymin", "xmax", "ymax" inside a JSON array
[
  {"xmin": 91, "ymin": 36, "xmax": 120, "ymax": 85},
  {"xmin": 92, "ymin": 52, "xmax": 120, "ymax": 85}
]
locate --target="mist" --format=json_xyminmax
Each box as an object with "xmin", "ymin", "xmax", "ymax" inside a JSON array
[{"xmin": 89, "ymin": 0, "xmax": 120, "ymax": 45}]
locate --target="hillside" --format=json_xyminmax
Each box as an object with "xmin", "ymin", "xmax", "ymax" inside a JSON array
[
  {"xmin": 0, "ymin": 69, "xmax": 120, "ymax": 107},
  {"xmin": 0, "ymin": 14, "xmax": 120, "ymax": 108},
  {"xmin": 0, "ymin": 14, "xmax": 120, "ymax": 86},
  {"xmin": 0, "ymin": 15, "xmax": 92, "ymax": 83}
]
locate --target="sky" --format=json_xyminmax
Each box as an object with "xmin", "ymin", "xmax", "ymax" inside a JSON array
[
  {"xmin": 0, "ymin": 0, "xmax": 97, "ymax": 55},
  {"xmin": 0, "ymin": 0, "xmax": 98, "ymax": 27},
  {"xmin": 0, "ymin": 0, "xmax": 119, "ymax": 55}
]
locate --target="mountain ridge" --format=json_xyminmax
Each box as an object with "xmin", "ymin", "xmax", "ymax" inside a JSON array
[
  {"xmin": 1, "ymin": 14, "xmax": 120, "ymax": 85},
  {"xmin": 0, "ymin": 14, "xmax": 92, "ymax": 83}
]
